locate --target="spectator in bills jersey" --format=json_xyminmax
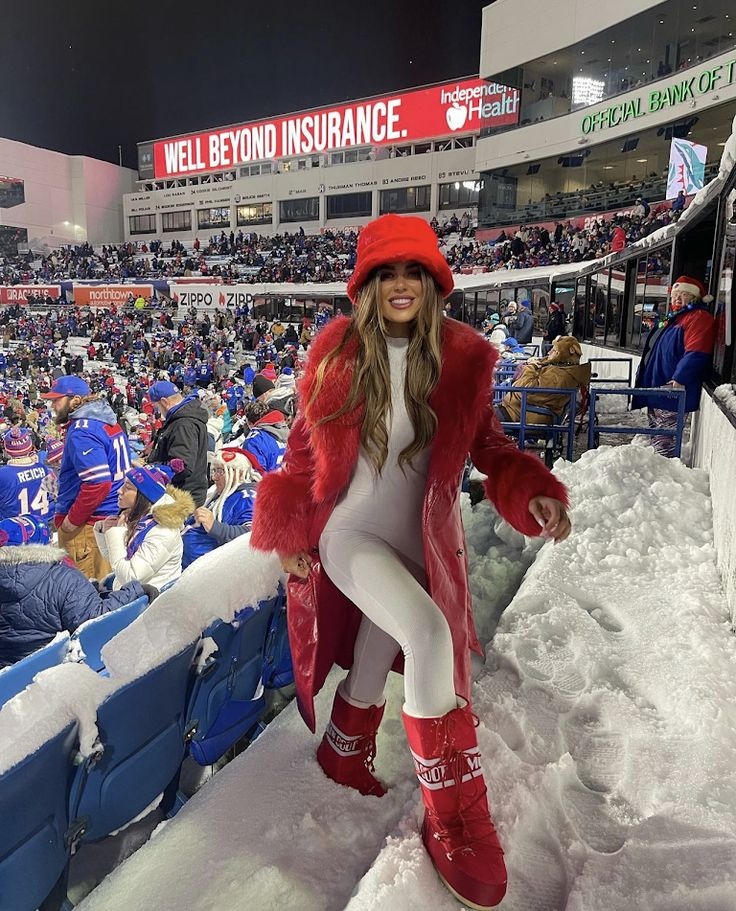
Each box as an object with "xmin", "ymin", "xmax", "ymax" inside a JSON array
[
  {"xmin": 182, "ymin": 448, "xmax": 259, "ymax": 569},
  {"xmin": 41, "ymin": 376, "xmax": 132, "ymax": 579},
  {"xmin": 239, "ymin": 399, "xmax": 289, "ymax": 472},
  {"xmin": 0, "ymin": 428, "xmax": 55, "ymax": 523}
]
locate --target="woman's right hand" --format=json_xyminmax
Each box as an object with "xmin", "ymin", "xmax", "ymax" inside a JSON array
[{"xmin": 281, "ymin": 551, "xmax": 312, "ymax": 579}]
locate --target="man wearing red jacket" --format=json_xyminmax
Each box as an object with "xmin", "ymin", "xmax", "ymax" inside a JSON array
[{"xmin": 633, "ymin": 275, "xmax": 715, "ymax": 457}]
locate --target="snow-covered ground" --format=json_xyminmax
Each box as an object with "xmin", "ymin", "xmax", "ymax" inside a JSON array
[{"xmin": 77, "ymin": 444, "xmax": 736, "ymax": 911}]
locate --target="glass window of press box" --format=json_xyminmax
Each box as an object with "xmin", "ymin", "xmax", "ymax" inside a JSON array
[
  {"xmin": 326, "ymin": 192, "xmax": 372, "ymax": 220},
  {"xmin": 478, "ymin": 101, "xmax": 731, "ymax": 227},
  {"xmin": 439, "ymin": 180, "xmax": 483, "ymax": 210},
  {"xmin": 483, "ymin": 0, "xmax": 736, "ymax": 135},
  {"xmin": 236, "ymin": 203, "xmax": 272, "ymax": 226},
  {"xmin": 161, "ymin": 211, "xmax": 192, "ymax": 233},
  {"xmin": 564, "ymin": 246, "xmax": 672, "ymax": 350},
  {"xmin": 279, "ymin": 197, "xmax": 319, "ymax": 223},
  {"xmin": 129, "ymin": 214, "xmax": 157, "ymax": 234},
  {"xmin": 379, "ymin": 185, "xmax": 431, "ymax": 215},
  {"xmin": 197, "ymin": 207, "xmax": 231, "ymax": 229}
]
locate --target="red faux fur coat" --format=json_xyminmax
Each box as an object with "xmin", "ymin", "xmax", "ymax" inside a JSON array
[{"xmin": 251, "ymin": 316, "xmax": 568, "ymax": 731}]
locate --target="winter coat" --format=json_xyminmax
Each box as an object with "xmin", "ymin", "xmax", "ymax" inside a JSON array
[
  {"xmin": 0, "ymin": 544, "xmax": 145, "ymax": 668},
  {"xmin": 250, "ymin": 316, "xmax": 569, "ymax": 731},
  {"xmin": 633, "ymin": 304, "xmax": 715, "ymax": 412},
  {"xmin": 148, "ymin": 395, "xmax": 209, "ymax": 506},
  {"xmin": 501, "ymin": 360, "xmax": 592, "ymax": 425},
  {"xmin": 94, "ymin": 485, "xmax": 193, "ymax": 591},
  {"xmin": 513, "ymin": 308, "xmax": 534, "ymax": 344},
  {"xmin": 545, "ymin": 310, "xmax": 567, "ymax": 343},
  {"xmin": 610, "ymin": 226, "xmax": 627, "ymax": 253}
]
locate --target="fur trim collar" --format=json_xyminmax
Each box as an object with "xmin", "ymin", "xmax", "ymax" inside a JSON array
[
  {"xmin": 152, "ymin": 485, "xmax": 195, "ymax": 529},
  {"xmin": 0, "ymin": 544, "xmax": 67, "ymax": 566},
  {"xmin": 299, "ymin": 316, "xmax": 498, "ymax": 500}
]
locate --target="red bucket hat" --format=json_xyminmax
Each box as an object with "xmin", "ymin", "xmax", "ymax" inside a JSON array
[{"xmin": 346, "ymin": 214, "xmax": 454, "ymax": 304}]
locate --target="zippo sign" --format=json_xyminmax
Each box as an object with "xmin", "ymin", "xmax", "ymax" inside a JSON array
[
  {"xmin": 170, "ymin": 284, "xmax": 253, "ymax": 313},
  {"xmin": 152, "ymin": 79, "xmax": 519, "ymax": 179}
]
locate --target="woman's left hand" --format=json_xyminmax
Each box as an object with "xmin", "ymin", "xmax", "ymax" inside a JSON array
[{"xmin": 528, "ymin": 496, "xmax": 571, "ymax": 543}]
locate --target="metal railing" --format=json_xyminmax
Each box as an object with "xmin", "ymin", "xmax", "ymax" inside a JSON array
[
  {"xmin": 493, "ymin": 385, "xmax": 578, "ymax": 463},
  {"xmin": 587, "ymin": 387, "xmax": 686, "ymax": 457},
  {"xmin": 587, "ymin": 357, "xmax": 633, "ymax": 387}
]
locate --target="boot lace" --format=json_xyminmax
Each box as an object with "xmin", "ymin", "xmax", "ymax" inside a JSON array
[
  {"xmin": 429, "ymin": 708, "xmax": 502, "ymax": 861},
  {"xmin": 357, "ymin": 704, "xmax": 380, "ymax": 773}
]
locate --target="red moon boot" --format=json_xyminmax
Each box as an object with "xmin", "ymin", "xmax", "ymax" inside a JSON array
[
  {"xmin": 402, "ymin": 701, "xmax": 507, "ymax": 909},
  {"xmin": 316, "ymin": 687, "xmax": 387, "ymax": 797}
]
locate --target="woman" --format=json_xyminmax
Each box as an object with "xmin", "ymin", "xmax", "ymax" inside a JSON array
[
  {"xmin": 94, "ymin": 464, "xmax": 193, "ymax": 591},
  {"xmin": 181, "ymin": 447, "xmax": 259, "ymax": 569},
  {"xmin": 544, "ymin": 301, "xmax": 567, "ymax": 344},
  {"xmin": 250, "ymin": 214, "xmax": 570, "ymax": 910}
]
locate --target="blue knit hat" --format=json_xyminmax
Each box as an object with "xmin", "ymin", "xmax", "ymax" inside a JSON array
[
  {"xmin": 0, "ymin": 515, "xmax": 50, "ymax": 547},
  {"xmin": 124, "ymin": 464, "xmax": 174, "ymax": 505},
  {"xmin": 3, "ymin": 426, "xmax": 34, "ymax": 458}
]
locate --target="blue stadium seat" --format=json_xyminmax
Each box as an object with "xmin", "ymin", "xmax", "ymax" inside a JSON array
[
  {"xmin": 185, "ymin": 594, "xmax": 281, "ymax": 767},
  {"xmin": 262, "ymin": 590, "xmax": 293, "ymax": 690},
  {"xmin": 0, "ymin": 721, "xmax": 79, "ymax": 911},
  {"xmin": 0, "ymin": 632, "xmax": 70, "ymax": 708},
  {"xmin": 71, "ymin": 639, "xmax": 199, "ymax": 841},
  {"xmin": 70, "ymin": 596, "xmax": 149, "ymax": 674}
]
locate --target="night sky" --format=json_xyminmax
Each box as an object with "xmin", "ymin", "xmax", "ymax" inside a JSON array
[{"xmin": 0, "ymin": 0, "xmax": 493, "ymax": 169}]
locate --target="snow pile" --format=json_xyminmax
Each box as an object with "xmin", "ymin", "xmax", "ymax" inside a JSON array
[
  {"xmin": 462, "ymin": 496, "xmax": 538, "ymax": 644},
  {"xmin": 77, "ymin": 445, "xmax": 736, "ymax": 911},
  {"xmin": 347, "ymin": 445, "xmax": 736, "ymax": 911},
  {"xmin": 0, "ymin": 662, "xmax": 111, "ymax": 775},
  {"xmin": 0, "ymin": 537, "xmax": 282, "ymax": 777},
  {"xmin": 713, "ymin": 383, "xmax": 736, "ymax": 421},
  {"xmin": 101, "ymin": 534, "xmax": 282, "ymax": 681}
]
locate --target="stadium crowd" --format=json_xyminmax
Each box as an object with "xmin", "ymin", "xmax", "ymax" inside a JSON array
[{"xmin": 0, "ymin": 192, "xmax": 686, "ymax": 290}]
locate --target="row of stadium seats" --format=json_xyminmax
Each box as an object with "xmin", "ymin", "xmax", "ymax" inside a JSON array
[{"xmin": 0, "ymin": 586, "xmax": 291, "ymax": 911}]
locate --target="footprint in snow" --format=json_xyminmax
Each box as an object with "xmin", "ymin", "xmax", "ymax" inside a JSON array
[
  {"xmin": 572, "ymin": 729, "xmax": 626, "ymax": 794},
  {"xmin": 561, "ymin": 773, "xmax": 628, "ymax": 854},
  {"xmin": 556, "ymin": 582, "xmax": 625, "ymax": 634}
]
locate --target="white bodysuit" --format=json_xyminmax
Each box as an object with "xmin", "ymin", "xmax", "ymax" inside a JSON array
[{"xmin": 319, "ymin": 336, "xmax": 457, "ymax": 717}]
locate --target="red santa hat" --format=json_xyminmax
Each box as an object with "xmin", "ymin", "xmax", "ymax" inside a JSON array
[
  {"xmin": 346, "ymin": 214, "xmax": 454, "ymax": 303},
  {"xmin": 670, "ymin": 275, "xmax": 713, "ymax": 303}
]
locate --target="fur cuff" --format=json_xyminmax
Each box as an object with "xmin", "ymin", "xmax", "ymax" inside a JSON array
[
  {"xmin": 484, "ymin": 452, "xmax": 569, "ymax": 537},
  {"xmin": 250, "ymin": 470, "xmax": 315, "ymax": 557}
]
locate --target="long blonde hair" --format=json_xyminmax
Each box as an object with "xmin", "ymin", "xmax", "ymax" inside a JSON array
[{"xmin": 307, "ymin": 267, "xmax": 444, "ymax": 473}]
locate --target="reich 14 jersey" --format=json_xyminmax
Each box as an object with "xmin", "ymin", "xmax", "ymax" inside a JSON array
[{"xmin": 0, "ymin": 462, "xmax": 55, "ymax": 522}]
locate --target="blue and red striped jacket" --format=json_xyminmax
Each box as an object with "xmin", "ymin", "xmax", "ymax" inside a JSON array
[{"xmin": 634, "ymin": 304, "xmax": 715, "ymax": 412}]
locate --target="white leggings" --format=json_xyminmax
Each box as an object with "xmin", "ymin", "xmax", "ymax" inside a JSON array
[{"xmin": 319, "ymin": 530, "xmax": 457, "ymax": 718}]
